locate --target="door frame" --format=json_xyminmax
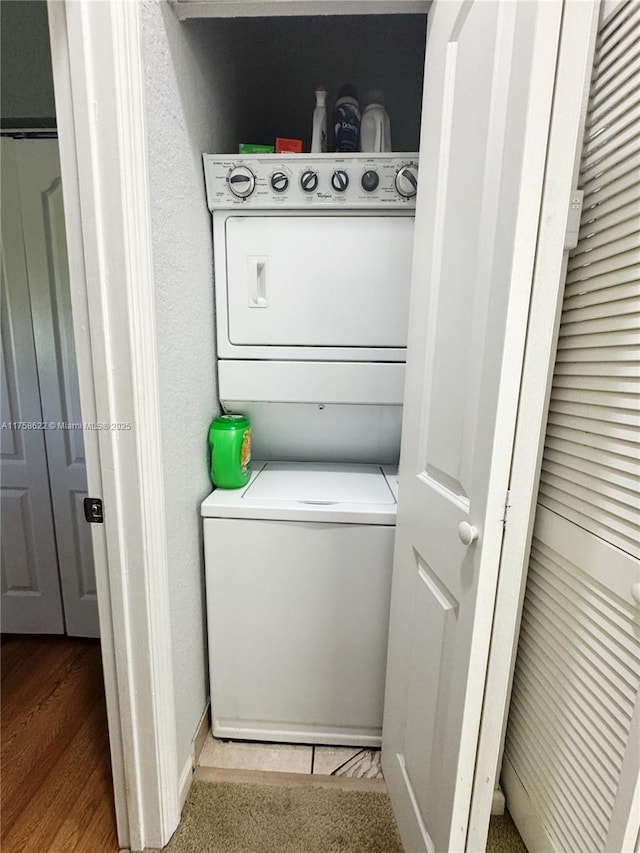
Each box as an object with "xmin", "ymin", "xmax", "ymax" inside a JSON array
[
  {"xmin": 46, "ymin": 0, "xmax": 606, "ymax": 850},
  {"xmin": 48, "ymin": 2, "xmax": 181, "ymax": 849},
  {"xmin": 467, "ymin": 0, "xmax": 600, "ymax": 848}
]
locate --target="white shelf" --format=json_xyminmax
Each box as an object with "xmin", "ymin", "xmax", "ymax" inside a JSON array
[{"xmin": 171, "ymin": 0, "xmax": 429, "ymax": 19}]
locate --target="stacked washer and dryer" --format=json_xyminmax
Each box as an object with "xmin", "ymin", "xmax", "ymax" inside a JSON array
[{"xmin": 201, "ymin": 153, "xmax": 418, "ymax": 746}]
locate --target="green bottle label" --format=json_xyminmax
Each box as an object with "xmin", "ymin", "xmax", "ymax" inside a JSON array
[{"xmin": 240, "ymin": 428, "xmax": 251, "ymax": 474}]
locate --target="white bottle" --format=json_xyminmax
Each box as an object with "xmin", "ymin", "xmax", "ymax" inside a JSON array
[
  {"xmin": 311, "ymin": 87, "xmax": 328, "ymax": 153},
  {"xmin": 360, "ymin": 90, "xmax": 392, "ymax": 153}
]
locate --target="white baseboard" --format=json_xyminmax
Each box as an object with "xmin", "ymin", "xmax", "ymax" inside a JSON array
[
  {"xmin": 501, "ymin": 755, "xmax": 555, "ymax": 852},
  {"xmin": 178, "ymin": 755, "xmax": 193, "ymax": 810},
  {"xmin": 192, "ymin": 702, "xmax": 211, "ymax": 769},
  {"xmin": 179, "ymin": 703, "xmax": 211, "ymax": 810},
  {"xmin": 491, "ymin": 785, "xmax": 505, "ymax": 816}
]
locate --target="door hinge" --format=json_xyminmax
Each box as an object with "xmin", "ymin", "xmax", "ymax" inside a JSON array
[
  {"xmin": 502, "ymin": 490, "xmax": 512, "ymax": 529},
  {"xmin": 84, "ymin": 497, "xmax": 104, "ymax": 524},
  {"xmin": 564, "ymin": 189, "xmax": 584, "ymax": 250}
]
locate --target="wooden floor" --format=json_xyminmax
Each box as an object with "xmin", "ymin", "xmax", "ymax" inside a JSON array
[{"xmin": 1, "ymin": 635, "xmax": 119, "ymax": 853}]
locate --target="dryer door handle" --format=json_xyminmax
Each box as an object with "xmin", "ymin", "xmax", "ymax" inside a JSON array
[{"xmin": 248, "ymin": 256, "xmax": 269, "ymax": 308}]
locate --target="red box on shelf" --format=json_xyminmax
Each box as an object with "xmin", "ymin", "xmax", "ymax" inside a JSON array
[{"xmin": 275, "ymin": 137, "xmax": 303, "ymax": 154}]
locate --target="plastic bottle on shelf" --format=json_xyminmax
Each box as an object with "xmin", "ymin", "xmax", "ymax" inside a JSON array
[
  {"xmin": 310, "ymin": 86, "xmax": 328, "ymax": 153},
  {"xmin": 333, "ymin": 84, "xmax": 361, "ymax": 153},
  {"xmin": 360, "ymin": 90, "xmax": 392, "ymax": 153},
  {"xmin": 208, "ymin": 414, "xmax": 252, "ymax": 489}
]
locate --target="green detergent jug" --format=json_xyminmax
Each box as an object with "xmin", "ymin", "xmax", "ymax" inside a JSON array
[{"xmin": 208, "ymin": 414, "xmax": 251, "ymax": 489}]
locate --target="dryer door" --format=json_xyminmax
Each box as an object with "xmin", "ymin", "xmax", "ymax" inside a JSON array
[{"xmin": 223, "ymin": 215, "xmax": 413, "ymax": 349}]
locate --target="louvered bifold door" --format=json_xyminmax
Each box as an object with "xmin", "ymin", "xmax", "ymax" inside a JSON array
[{"xmin": 503, "ymin": 3, "xmax": 640, "ymax": 852}]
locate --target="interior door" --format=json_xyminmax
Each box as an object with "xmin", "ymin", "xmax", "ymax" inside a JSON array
[
  {"xmin": 503, "ymin": 1, "xmax": 640, "ymax": 845},
  {"xmin": 1, "ymin": 139, "xmax": 65, "ymax": 634},
  {"xmin": 382, "ymin": 2, "xmax": 564, "ymax": 850},
  {"xmin": 14, "ymin": 139, "xmax": 99, "ymax": 638},
  {"xmin": 0, "ymin": 138, "xmax": 98, "ymax": 638}
]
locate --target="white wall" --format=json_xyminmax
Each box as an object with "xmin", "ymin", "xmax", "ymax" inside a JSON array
[{"xmin": 140, "ymin": 1, "xmax": 238, "ymax": 771}]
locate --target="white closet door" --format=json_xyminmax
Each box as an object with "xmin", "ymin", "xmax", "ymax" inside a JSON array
[
  {"xmin": 1, "ymin": 139, "xmax": 65, "ymax": 634},
  {"xmin": 503, "ymin": 2, "xmax": 640, "ymax": 850},
  {"xmin": 14, "ymin": 140, "xmax": 99, "ymax": 638},
  {"xmin": 382, "ymin": 1, "xmax": 566, "ymax": 850}
]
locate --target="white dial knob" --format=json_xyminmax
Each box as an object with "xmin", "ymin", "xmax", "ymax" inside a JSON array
[
  {"xmin": 301, "ymin": 170, "xmax": 319, "ymax": 193},
  {"xmin": 458, "ymin": 522, "xmax": 479, "ymax": 546},
  {"xmin": 331, "ymin": 170, "xmax": 349, "ymax": 192},
  {"xmin": 270, "ymin": 171, "xmax": 289, "ymax": 193},
  {"xmin": 228, "ymin": 166, "xmax": 256, "ymax": 199},
  {"xmin": 395, "ymin": 164, "xmax": 419, "ymax": 198}
]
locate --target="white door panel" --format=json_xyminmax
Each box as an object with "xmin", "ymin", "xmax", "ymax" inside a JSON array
[
  {"xmin": 225, "ymin": 216, "xmax": 413, "ymax": 347},
  {"xmin": 506, "ymin": 509, "xmax": 640, "ymax": 853},
  {"xmin": 382, "ymin": 2, "xmax": 563, "ymax": 850},
  {"xmin": 14, "ymin": 140, "xmax": 98, "ymax": 638},
  {"xmin": 1, "ymin": 138, "xmax": 98, "ymax": 638},
  {"xmin": 1, "ymin": 139, "xmax": 65, "ymax": 634},
  {"xmin": 504, "ymin": 2, "xmax": 640, "ymax": 844}
]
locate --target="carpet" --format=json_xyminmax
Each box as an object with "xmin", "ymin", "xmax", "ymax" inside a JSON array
[
  {"xmin": 148, "ymin": 779, "xmax": 527, "ymax": 852},
  {"xmin": 153, "ymin": 780, "xmax": 402, "ymax": 853},
  {"xmin": 486, "ymin": 811, "xmax": 528, "ymax": 852}
]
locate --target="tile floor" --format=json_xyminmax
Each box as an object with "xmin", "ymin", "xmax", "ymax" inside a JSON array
[{"xmin": 198, "ymin": 733, "xmax": 383, "ymax": 779}]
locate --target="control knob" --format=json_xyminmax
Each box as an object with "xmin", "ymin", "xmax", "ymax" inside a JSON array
[
  {"xmin": 331, "ymin": 170, "xmax": 349, "ymax": 192},
  {"xmin": 395, "ymin": 164, "xmax": 419, "ymax": 198},
  {"xmin": 227, "ymin": 165, "xmax": 256, "ymax": 199},
  {"xmin": 300, "ymin": 170, "xmax": 319, "ymax": 193},
  {"xmin": 270, "ymin": 171, "xmax": 289, "ymax": 193},
  {"xmin": 361, "ymin": 170, "xmax": 380, "ymax": 193}
]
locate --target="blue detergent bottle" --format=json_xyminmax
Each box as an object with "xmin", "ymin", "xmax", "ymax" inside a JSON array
[{"xmin": 333, "ymin": 84, "xmax": 361, "ymax": 153}]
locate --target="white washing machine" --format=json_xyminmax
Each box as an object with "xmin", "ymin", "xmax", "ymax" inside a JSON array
[
  {"xmin": 201, "ymin": 154, "xmax": 417, "ymax": 744},
  {"xmin": 202, "ymin": 461, "xmax": 398, "ymax": 745}
]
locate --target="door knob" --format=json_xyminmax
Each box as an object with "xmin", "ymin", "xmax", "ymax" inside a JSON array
[
  {"xmin": 631, "ymin": 583, "xmax": 640, "ymax": 605},
  {"xmin": 458, "ymin": 522, "xmax": 479, "ymax": 546}
]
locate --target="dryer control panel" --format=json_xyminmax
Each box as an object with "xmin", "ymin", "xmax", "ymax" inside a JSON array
[{"xmin": 203, "ymin": 154, "xmax": 419, "ymax": 209}]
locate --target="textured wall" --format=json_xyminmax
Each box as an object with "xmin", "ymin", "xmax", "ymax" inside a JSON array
[
  {"xmin": 1, "ymin": 0, "xmax": 56, "ymax": 125},
  {"xmin": 140, "ymin": 1, "xmax": 237, "ymax": 772}
]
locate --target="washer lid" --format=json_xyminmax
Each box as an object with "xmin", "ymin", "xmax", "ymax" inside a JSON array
[
  {"xmin": 244, "ymin": 462, "xmax": 395, "ymax": 504},
  {"xmin": 201, "ymin": 461, "xmax": 397, "ymax": 524}
]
